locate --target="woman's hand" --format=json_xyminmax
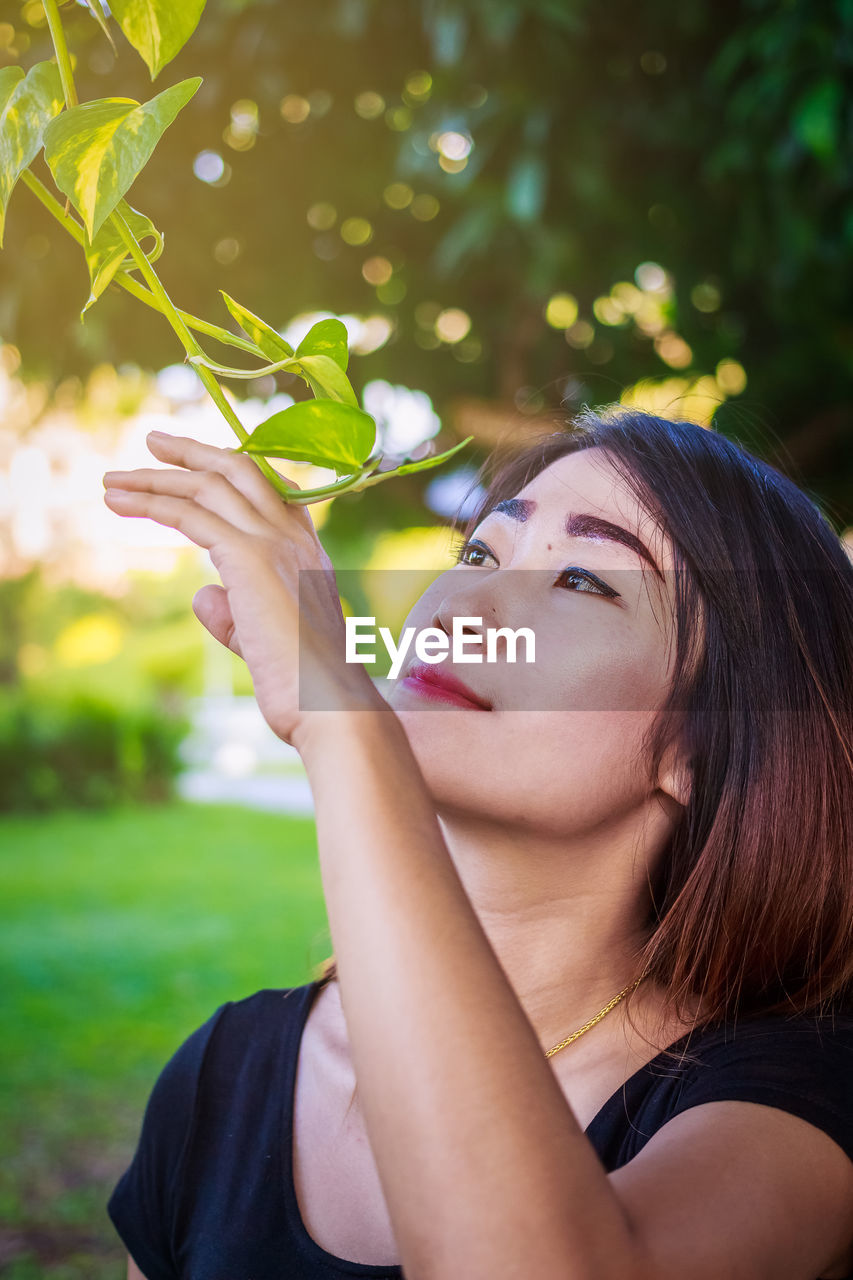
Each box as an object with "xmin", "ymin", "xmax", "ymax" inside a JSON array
[{"xmin": 102, "ymin": 430, "xmax": 382, "ymax": 748}]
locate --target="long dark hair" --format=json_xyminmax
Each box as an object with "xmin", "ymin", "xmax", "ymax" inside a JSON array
[{"xmin": 315, "ymin": 406, "xmax": 853, "ymax": 1054}]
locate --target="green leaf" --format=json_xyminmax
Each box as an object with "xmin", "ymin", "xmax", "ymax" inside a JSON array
[
  {"xmin": 235, "ymin": 400, "xmax": 376, "ymax": 474},
  {"xmin": 109, "ymin": 0, "xmax": 207, "ymax": 81},
  {"xmin": 82, "ymin": 199, "xmax": 163, "ymax": 315},
  {"xmin": 293, "ymin": 354, "xmax": 358, "ymax": 406},
  {"xmin": 220, "ymin": 291, "xmax": 293, "ymax": 361},
  {"xmin": 43, "ymin": 77, "xmax": 201, "ymax": 240},
  {"xmin": 82, "ymin": 0, "xmax": 116, "ymax": 52},
  {"xmin": 0, "ymin": 61, "xmax": 64, "ymax": 247},
  {"xmin": 295, "ymin": 318, "xmax": 349, "ymax": 372}
]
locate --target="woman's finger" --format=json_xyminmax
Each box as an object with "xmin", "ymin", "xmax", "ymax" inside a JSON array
[
  {"xmin": 103, "ymin": 486, "xmax": 254, "ymax": 555},
  {"xmin": 192, "ymin": 583, "xmax": 243, "ymax": 658},
  {"xmin": 145, "ymin": 431, "xmax": 316, "ymax": 533},
  {"xmin": 102, "ymin": 465, "xmax": 272, "ymax": 538}
]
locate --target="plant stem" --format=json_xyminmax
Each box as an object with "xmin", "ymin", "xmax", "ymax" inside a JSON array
[
  {"xmin": 271, "ymin": 465, "xmax": 379, "ymax": 505},
  {"xmin": 21, "ymin": 170, "xmax": 268, "ymax": 358},
  {"xmin": 26, "ymin": 3, "xmax": 381, "ymax": 511},
  {"xmin": 114, "ymin": 269, "xmax": 277, "ymax": 357},
  {"xmin": 22, "ymin": 167, "xmax": 83, "ymax": 243},
  {"xmin": 42, "ymin": 0, "xmax": 78, "ymax": 108},
  {"xmin": 21, "ymin": 168, "xmax": 376, "ymax": 504},
  {"xmin": 148, "ymin": 295, "xmax": 269, "ymax": 358},
  {"xmin": 110, "ymin": 206, "xmax": 302, "ymax": 502},
  {"xmin": 34, "ymin": 12, "xmax": 298, "ymax": 503}
]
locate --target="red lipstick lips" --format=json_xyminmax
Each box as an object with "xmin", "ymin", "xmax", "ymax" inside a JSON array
[{"xmin": 399, "ymin": 661, "xmax": 492, "ymax": 710}]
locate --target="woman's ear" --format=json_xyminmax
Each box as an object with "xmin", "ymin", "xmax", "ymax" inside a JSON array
[{"xmin": 656, "ymin": 738, "xmax": 692, "ymax": 809}]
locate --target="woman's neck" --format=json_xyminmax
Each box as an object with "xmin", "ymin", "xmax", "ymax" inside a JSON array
[{"xmin": 432, "ymin": 804, "xmax": 690, "ymax": 1057}]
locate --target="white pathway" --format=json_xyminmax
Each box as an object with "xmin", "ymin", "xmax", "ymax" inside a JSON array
[
  {"xmin": 175, "ymin": 681, "xmax": 394, "ymax": 816},
  {"xmin": 176, "ymin": 694, "xmax": 315, "ymax": 815}
]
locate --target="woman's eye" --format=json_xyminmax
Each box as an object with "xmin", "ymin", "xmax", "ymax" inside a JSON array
[
  {"xmin": 454, "ymin": 543, "xmax": 619, "ymax": 599},
  {"xmin": 455, "ymin": 538, "xmax": 496, "ymax": 567},
  {"xmin": 555, "ymin": 567, "xmax": 619, "ymax": 598}
]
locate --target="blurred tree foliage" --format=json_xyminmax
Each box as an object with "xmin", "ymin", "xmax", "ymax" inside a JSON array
[{"xmin": 1, "ymin": 0, "xmax": 850, "ymax": 521}]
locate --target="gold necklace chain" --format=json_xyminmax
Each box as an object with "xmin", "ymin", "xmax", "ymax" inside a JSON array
[{"xmin": 544, "ymin": 969, "xmax": 650, "ymax": 1059}]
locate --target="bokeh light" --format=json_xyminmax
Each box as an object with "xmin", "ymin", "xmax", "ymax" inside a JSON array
[
  {"xmin": 436, "ymin": 130, "xmax": 472, "ymax": 160},
  {"xmin": 434, "ymin": 308, "xmax": 471, "ymax": 343},
  {"xmin": 592, "ymin": 296, "xmax": 628, "ymax": 326},
  {"xmin": 565, "ymin": 320, "xmax": 595, "ymax": 349},
  {"xmin": 306, "ymin": 201, "xmax": 337, "ymax": 230},
  {"xmin": 280, "ymin": 94, "xmax": 310, "ymax": 123},
  {"xmin": 383, "ymin": 182, "xmax": 414, "ymax": 209},
  {"xmin": 715, "ymin": 358, "xmax": 747, "ymax": 395},
  {"xmin": 544, "ymin": 293, "xmax": 579, "ymax": 329},
  {"xmin": 362, "ymin": 256, "xmax": 393, "ymax": 286},
  {"xmin": 692, "ymin": 282, "xmax": 722, "ymax": 312},
  {"xmin": 340, "ymin": 217, "xmax": 373, "ymax": 246},
  {"xmin": 213, "ymin": 237, "xmax": 241, "ymax": 265},
  {"xmin": 385, "ymin": 107, "xmax": 413, "ymax": 131},
  {"xmin": 193, "ymin": 151, "xmax": 226, "ymax": 184},
  {"xmin": 654, "ymin": 332, "xmax": 693, "ymax": 368},
  {"xmin": 354, "ymin": 91, "xmax": 385, "ymax": 119},
  {"xmin": 634, "ymin": 261, "xmax": 670, "ymax": 294},
  {"xmin": 411, "ymin": 194, "xmax": 440, "ymax": 221},
  {"xmin": 224, "ymin": 99, "xmax": 259, "ymax": 150},
  {"xmin": 303, "ymin": 202, "xmax": 333, "ymax": 230},
  {"xmin": 404, "ymin": 71, "xmax": 433, "ymax": 102}
]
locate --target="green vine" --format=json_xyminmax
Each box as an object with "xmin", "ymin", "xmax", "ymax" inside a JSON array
[
  {"xmin": 42, "ymin": 0, "xmax": 77, "ymax": 107},
  {"xmin": 0, "ymin": 0, "xmax": 471, "ymax": 505}
]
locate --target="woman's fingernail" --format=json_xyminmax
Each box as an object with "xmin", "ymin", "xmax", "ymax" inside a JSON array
[{"xmin": 148, "ymin": 430, "xmax": 168, "ymax": 438}]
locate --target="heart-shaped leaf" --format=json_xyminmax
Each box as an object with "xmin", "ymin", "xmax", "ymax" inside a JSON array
[
  {"xmin": 293, "ymin": 354, "xmax": 358, "ymax": 407},
  {"xmin": 82, "ymin": 0, "xmax": 116, "ymax": 52},
  {"xmin": 220, "ymin": 291, "xmax": 293, "ymax": 361},
  {"xmin": 43, "ymin": 77, "xmax": 201, "ymax": 240},
  {"xmin": 82, "ymin": 199, "xmax": 163, "ymax": 315},
  {"xmin": 110, "ymin": 0, "xmax": 207, "ymax": 81},
  {"xmin": 235, "ymin": 400, "xmax": 376, "ymax": 474},
  {"xmin": 0, "ymin": 61, "xmax": 64, "ymax": 246},
  {"xmin": 296, "ymin": 318, "xmax": 349, "ymax": 372}
]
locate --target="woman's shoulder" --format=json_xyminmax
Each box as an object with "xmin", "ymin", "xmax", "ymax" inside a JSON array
[
  {"xmin": 681, "ymin": 1007, "xmax": 853, "ymax": 1060},
  {"xmin": 200, "ymin": 981, "xmax": 318, "ymax": 1063},
  {"xmin": 136, "ymin": 984, "xmax": 319, "ymax": 1162},
  {"xmin": 107, "ymin": 983, "xmax": 322, "ymax": 1277},
  {"xmin": 218, "ymin": 981, "xmax": 317, "ymax": 1028},
  {"xmin": 663, "ymin": 1008, "xmax": 853, "ymax": 1158},
  {"xmin": 142, "ymin": 981, "xmax": 319, "ymax": 1117},
  {"xmin": 656, "ymin": 1007, "xmax": 853, "ymax": 1101},
  {"xmin": 590, "ymin": 1006, "xmax": 853, "ymax": 1174}
]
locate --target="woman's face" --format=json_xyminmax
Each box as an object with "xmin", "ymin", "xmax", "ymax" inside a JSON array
[{"xmin": 385, "ymin": 446, "xmax": 685, "ymax": 836}]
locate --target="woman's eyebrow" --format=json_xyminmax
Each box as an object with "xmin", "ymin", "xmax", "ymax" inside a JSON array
[{"xmin": 490, "ymin": 498, "xmax": 664, "ymax": 580}]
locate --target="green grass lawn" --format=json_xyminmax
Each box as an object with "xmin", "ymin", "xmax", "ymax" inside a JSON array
[{"xmin": 0, "ymin": 801, "xmax": 330, "ymax": 1278}]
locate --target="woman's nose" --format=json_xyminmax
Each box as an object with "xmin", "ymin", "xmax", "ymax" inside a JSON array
[
  {"xmin": 431, "ymin": 604, "xmax": 488, "ymax": 647},
  {"xmin": 431, "ymin": 571, "xmax": 500, "ymax": 648},
  {"xmin": 435, "ymin": 568, "xmax": 544, "ymax": 653}
]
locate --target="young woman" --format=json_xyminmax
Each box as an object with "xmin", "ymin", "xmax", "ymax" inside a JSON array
[{"xmin": 103, "ymin": 407, "xmax": 853, "ymax": 1280}]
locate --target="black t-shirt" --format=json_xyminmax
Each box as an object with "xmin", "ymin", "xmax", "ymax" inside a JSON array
[{"xmin": 107, "ymin": 981, "xmax": 853, "ymax": 1280}]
